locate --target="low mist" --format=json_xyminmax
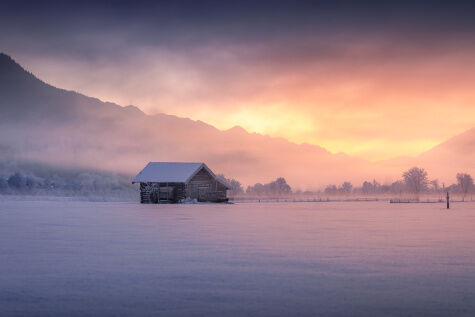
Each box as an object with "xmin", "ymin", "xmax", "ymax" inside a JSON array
[{"xmin": 1, "ymin": 53, "xmax": 475, "ymax": 199}]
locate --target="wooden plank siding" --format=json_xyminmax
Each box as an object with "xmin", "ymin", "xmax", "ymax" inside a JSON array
[
  {"xmin": 140, "ymin": 182, "xmax": 186, "ymax": 203},
  {"xmin": 186, "ymin": 168, "xmax": 228, "ymax": 202},
  {"xmin": 139, "ymin": 167, "xmax": 227, "ymax": 204}
]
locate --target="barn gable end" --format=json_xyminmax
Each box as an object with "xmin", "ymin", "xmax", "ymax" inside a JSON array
[{"xmin": 186, "ymin": 167, "xmax": 228, "ymax": 202}]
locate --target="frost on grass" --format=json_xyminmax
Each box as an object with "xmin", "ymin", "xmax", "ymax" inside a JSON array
[
  {"xmin": 1, "ymin": 201, "xmax": 475, "ymax": 316},
  {"xmin": 0, "ymin": 159, "xmax": 137, "ymax": 201}
]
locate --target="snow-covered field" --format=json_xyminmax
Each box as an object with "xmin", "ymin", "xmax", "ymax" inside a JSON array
[{"xmin": 1, "ymin": 200, "xmax": 475, "ymax": 316}]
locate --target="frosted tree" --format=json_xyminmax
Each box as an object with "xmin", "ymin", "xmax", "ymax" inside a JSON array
[
  {"xmin": 361, "ymin": 181, "xmax": 373, "ymax": 195},
  {"xmin": 403, "ymin": 167, "xmax": 429, "ymax": 200},
  {"xmin": 324, "ymin": 184, "xmax": 337, "ymax": 195},
  {"xmin": 430, "ymin": 179, "xmax": 441, "ymax": 200},
  {"xmin": 339, "ymin": 182, "xmax": 353, "ymax": 196},
  {"xmin": 272, "ymin": 178, "xmax": 292, "ymax": 195},
  {"xmin": 0, "ymin": 176, "xmax": 7, "ymax": 191},
  {"xmin": 246, "ymin": 178, "xmax": 291, "ymax": 196},
  {"xmin": 430, "ymin": 179, "xmax": 439, "ymax": 192},
  {"xmin": 390, "ymin": 180, "xmax": 405, "ymax": 195},
  {"xmin": 456, "ymin": 173, "xmax": 473, "ymax": 202},
  {"xmin": 369, "ymin": 179, "xmax": 381, "ymax": 194},
  {"xmin": 216, "ymin": 174, "xmax": 244, "ymax": 195}
]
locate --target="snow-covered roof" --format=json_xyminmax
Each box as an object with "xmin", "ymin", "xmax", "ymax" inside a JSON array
[{"xmin": 132, "ymin": 162, "xmax": 226, "ymax": 186}]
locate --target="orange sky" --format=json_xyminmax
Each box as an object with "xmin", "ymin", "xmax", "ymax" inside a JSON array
[
  {"xmin": 3, "ymin": 2, "xmax": 475, "ymax": 162},
  {"xmin": 15, "ymin": 39, "xmax": 475, "ymax": 162}
]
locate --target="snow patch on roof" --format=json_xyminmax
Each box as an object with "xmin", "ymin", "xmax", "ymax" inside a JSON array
[
  {"xmin": 132, "ymin": 162, "xmax": 230, "ymax": 188},
  {"xmin": 132, "ymin": 162, "xmax": 205, "ymax": 183}
]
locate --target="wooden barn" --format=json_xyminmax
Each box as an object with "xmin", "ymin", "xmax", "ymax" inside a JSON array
[{"xmin": 132, "ymin": 162, "xmax": 230, "ymax": 203}]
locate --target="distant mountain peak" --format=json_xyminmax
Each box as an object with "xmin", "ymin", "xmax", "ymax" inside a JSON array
[
  {"xmin": 123, "ymin": 105, "xmax": 145, "ymax": 116},
  {"xmin": 0, "ymin": 52, "xmax": 44, "ymax": 87},
  {"xmin": 0, "ymin": 52, "xmax": 26, "ymax": 71},
  {"xmin": 0, "ymin": 52, "xmax": 21, "ymax": 72},
  {"xmin": 225, "ymin": 126, "xmax": 248, "ymax": 133},
  {"xmin": 0, "ymin": 52, "xmax": 13, "ymax": 61}
]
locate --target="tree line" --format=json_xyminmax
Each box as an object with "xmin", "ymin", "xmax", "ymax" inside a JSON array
[
  {"xmin": 3, "ymin": 164, "xmax": 473, "ymax": 201},
  {"xmin": 218, "ymin": 175, "xmax": 292, "ymax": 197},
  {"xmin": 322, "ymin": 167, "xmax": 474, "ymax": 201},
  {"xmin": 0, "ymin": 169, "xmax": 137, "ymax": 200},
  {"xmin": 220, "ymin": 167, "xmax": 474, "ymax": 201}
]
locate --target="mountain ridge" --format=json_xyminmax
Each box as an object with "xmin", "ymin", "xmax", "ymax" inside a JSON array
[{"xmin": 1, "ymin": 52, "xmax": 473, "ymax": 187}]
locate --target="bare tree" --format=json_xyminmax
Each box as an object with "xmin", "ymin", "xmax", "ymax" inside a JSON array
[
  {"xmin": 217, "ymin": 174, "xmax": 244, "ymax": 196},
  {"xmin": 339, "ymin": 182, "xmax": 353, "ymax": 196},
  {"xmin": 246, "ymin": 177, "xmax": 292, "ymax": 197},
  {"xmin": 456, "ymin": 173, "xmax": 474, "ymax": 202},
  {"xmin": 361, "ymin": 181, "xmax": 373, "ymax": 195},
  {"xmin": 430, "ymin": 179, "xmax": 441, "ymax": 200},
  {"xmin": 430, "ymin": 179, "xmax": 439, "ymax": 192},
  {"xmin": 372, "ymin": 179, "xmax": 381, "ymax": 194},
  {"xmin": 403, "ymin": 167, "xmax": 429, "ymax": 200},
  {"xmin": 324, "ymin": 184, "xmax": 338, "ymax": 195},
  {"xmin": 390, "ymin": 180, "xmax": 405, "ymax": 197}
]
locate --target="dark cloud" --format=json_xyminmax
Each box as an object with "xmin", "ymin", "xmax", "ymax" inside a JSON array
[{"xmin": 2, "ymin": 0, "xmax": 475, "ymax": 58}]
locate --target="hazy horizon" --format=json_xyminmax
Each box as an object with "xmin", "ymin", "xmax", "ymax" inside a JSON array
[
  {"xmin": 1, "ymin": 50, "xmax": 475, "ymax": 190},
  {"xmin": 1, "ymin": 1, "xmax": 475, "ymax": 190}
]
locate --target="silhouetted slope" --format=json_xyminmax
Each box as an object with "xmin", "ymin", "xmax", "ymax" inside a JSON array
[
  {"xmin": 420, "ymin": 127, "xmax": 475, "ymax": 159},
  {"xmin": 373, "ymin": 127, "xmax": 475, "ymax": 184},
  {"xmin": 417, "ymin": 127, "xmax": 475, "ymax": 179}
]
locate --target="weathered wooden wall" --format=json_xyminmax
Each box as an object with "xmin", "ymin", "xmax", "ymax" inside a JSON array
[
  {"xmin": 140, "ymin": 182, "xmax": 186, "ymax": 203},
  {"xmin": 139, "ymin": 168, "xmax": 227, "ymax": 203},
  {"xmin": 186, "ymin": 168, "xmax": 228, "ymax": 202}
]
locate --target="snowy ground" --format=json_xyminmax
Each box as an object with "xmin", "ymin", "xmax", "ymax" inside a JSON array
[{"xmin": 1, "ymin": 200, "xmax": 475, "ymax": 316}]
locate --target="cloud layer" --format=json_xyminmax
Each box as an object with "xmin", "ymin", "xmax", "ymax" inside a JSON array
[{"xmin": 3, "ymin": 1, "xmax": 475, "ymax": 160}]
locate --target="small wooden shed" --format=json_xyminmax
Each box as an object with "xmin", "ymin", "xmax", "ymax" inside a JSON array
[{"xmin": 132, "ymin": 162, "xmax": 229, "ymax": 203}]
